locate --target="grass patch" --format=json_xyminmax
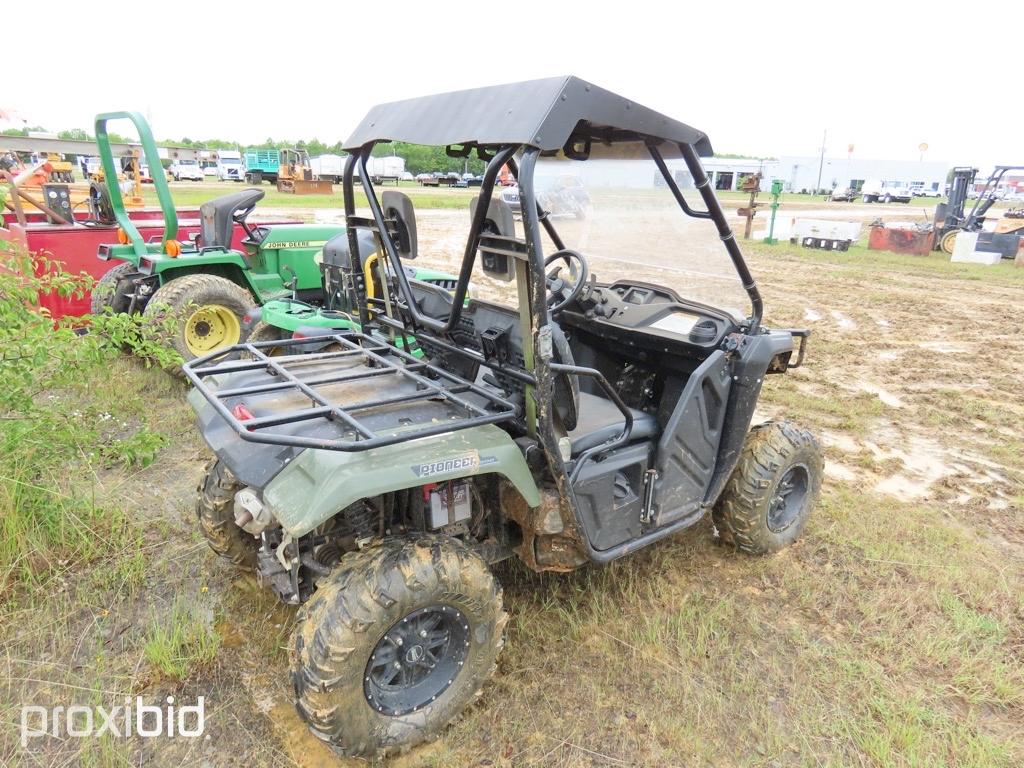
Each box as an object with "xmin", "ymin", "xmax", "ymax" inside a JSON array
[
  {"xmin": 143, "ymin": 600, "xmax": 221, "ymax": 680},
  {"xmin": 763, "ymin": 380, "xmax": 885, "ymax": 434},
  {"xmin": 747, "ymin": 241, "xmax": 1024, "ymax": 286}
]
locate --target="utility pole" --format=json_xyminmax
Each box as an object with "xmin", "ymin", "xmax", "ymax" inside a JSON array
[{"xmin": 815, "ymin": 129, "xmax": 827, "ymax": 195}]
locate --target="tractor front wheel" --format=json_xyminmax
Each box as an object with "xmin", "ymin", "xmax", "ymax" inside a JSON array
[
  {"xmin": 713, "ymin": 421, "xmax": 823, "ymax": 555},
  {"xmin": 143, "ymin": 274, "xmax": 255, "ymax": 365},
  {"xmin": 91, "ymin": 262, "xmax": 140, "ymax": 315},
  {"xmin": 290, "ymin": 535, "xmax": 506, "ymax": 758}
]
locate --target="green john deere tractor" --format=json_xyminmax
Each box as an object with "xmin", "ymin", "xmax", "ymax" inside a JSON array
[{"xmin": 88, "ymin": 111, "xmax": 344, "ymax": 363}]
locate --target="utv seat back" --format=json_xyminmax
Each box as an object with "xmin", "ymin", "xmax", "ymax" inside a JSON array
[
  {"xmin": 320, "ymin": 229, "xmax": 380, "ymax": 310},
  {"xmin": 568, "ymin": 393, "xmax": 658, "ymax": 456}
]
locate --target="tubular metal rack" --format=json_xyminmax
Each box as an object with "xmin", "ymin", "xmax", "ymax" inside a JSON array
[{"xmin": 184, "ymin": 332, "xmax": 520, "ymax": 452}]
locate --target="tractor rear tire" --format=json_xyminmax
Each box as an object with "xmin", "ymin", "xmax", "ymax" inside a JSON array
[
  {"xmin": 91, "ymin": 262, "xmax": 139, "ymax": 315},
  {"xmin": 713, "ymin": 421, "xmax": 823, "ymax": 555},
  {"xmin": 143, "ymin": 274, "xmax": 255, "ymax": 365},
  {"xmin": 196, "ymin": 459, "xmax": 257, "ymax": 568},
  {"xmin": 290, "ymin": 534, "xmax": 507, "ymax": 759}
]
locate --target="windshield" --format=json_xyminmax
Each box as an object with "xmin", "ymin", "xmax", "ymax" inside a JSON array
[
  {"xmin": 358, "ymin": 141, "xmax": 752, "ymax": 319},
  {"xmin": 180, "ymin": 159, "xmax": 198, "ymax": 166},
  {"xmin": 532, "ymin": 142, "xmax": 750, "ymax": 317}
]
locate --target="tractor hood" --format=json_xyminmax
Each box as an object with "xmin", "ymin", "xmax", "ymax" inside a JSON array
[{"xmin": 256, "ymin": 223, "xmax": 342, "ymax": 249}]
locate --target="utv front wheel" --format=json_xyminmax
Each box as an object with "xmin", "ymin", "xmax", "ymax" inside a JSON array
[
  {"xmin": 713, "ymin": 421, "xmax": 823, "ymax": 554},
  {"xmin": 143, "ymin": 274, "xmax": 254, "ymax": 364},
  {"xmin": 196, "ymin": 459, "xmax": 257, "ymax": 568},
  {"xmin": 291, "ymin": 535, "xmax": 506, "ymax": 758}
]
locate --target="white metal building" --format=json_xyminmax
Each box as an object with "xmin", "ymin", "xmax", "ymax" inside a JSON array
[
  {"xmin": 690, "ymin": 156, "xmax": 949, "ymax": 194},
  {"xmin": 768, "ymin": 156, "xmax": 949, "ymax": 194},
  {"xmin": 581, "ymin": 155, "xmax": 949, "ymax": 195}
]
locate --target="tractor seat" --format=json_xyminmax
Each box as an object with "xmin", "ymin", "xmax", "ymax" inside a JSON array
[
  {"xmin": 200, "ymin": 188, "xmax": 265, "ymax": 249},
  {"xmin": 568, "ymin": 392, "xmax": 658, "ymax": 456}
]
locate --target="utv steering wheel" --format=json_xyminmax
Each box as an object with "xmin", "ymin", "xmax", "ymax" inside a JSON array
[{"xmin": 544, "ymin": 249, "xmax": 590, "ymax": 314}]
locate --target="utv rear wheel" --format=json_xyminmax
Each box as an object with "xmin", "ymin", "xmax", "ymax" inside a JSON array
[
  {"xmin": 91, "ymin": 262, "xmax": 139, "ymax": 315},
  {"xmin": 713, "ymin": 421, "xmax": 823, "ymax": 554},
  {"xmin": 196, "ymin": 459, "xmax": 257, "ymax": 568},
  {"xmin": 143, "ymin": 274, "xmax": 255, "ymax": 364},
  {"xmin": 290, "ymin": 535, "xmax": 506, "ymax": 758}
]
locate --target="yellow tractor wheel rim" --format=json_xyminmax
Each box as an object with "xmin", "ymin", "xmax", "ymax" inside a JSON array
[{"xmin": 183, "ymin": 304, "xmax": 241, "ymax": 355}]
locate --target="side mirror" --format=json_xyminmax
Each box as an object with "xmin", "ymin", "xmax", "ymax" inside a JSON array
[
  {"xmin": 381, "ymin": 190, "xmax": 417, "ymax": 260},
  {"xmin": 471, "ymin": 196, "xmax": 516, "ymax": 282}
]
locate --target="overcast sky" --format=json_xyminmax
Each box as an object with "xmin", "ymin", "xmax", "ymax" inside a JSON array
[{"xmin": 6, "ymin": 1, "xmax": 1021, "ymax": 168}]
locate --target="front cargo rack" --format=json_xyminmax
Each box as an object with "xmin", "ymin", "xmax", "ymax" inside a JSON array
[{"xmin": 183, "ymin": 332, "xmax": 520, "ymax": 452}]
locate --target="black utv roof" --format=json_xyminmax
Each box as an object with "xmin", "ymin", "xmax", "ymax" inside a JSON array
[{"xmin": 343, "ymin": 76, "xmax": 713, "ymax": 156}]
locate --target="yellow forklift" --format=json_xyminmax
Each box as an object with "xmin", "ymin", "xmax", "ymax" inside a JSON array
[{"xmin": 934, "ymin": 165, "xmax": 1024, "ymax": 256}]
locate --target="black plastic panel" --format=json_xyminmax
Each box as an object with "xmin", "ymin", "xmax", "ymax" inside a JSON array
[
  {"xmin": 573, "ymin": 443, "xmax": 651, "ymax": 551},
  {"xmin": 650, "ymin": 350, "xmax": 731, "ymax": 525}
]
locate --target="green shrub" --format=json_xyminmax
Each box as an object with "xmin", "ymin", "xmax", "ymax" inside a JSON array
[{"xmin": 0, "ymin": 243, "xmax": 179, "ymax": 591}]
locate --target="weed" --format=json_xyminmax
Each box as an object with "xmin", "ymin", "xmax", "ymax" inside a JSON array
[
  {"xmin": 143, "ymin": 600, "xmax": 221, "ymax": 680},
  {"xmin": 100, "ymin": 428, "xmax": 167, "ymax": 469}
]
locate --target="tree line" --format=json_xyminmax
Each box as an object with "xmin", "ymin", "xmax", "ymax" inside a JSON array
[{"xmin": 2, "ymin": 126, "xmax": 488, "ymax": 175}]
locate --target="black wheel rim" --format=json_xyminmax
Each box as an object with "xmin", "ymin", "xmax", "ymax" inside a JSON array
[
  {"xmin": 767, "ymin": 464, "xmax": 810, "ymax": 533},
  {"xmin": 364, "ymin": 604, "xmax": 470, "ymax": 716}
]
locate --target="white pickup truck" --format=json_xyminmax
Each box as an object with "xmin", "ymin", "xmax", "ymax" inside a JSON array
[
  {"xmin": 861, "ymin": 180, "xmax": 912, "ymax": 204},
  {"xmin": 170, "ymin": 158, "xmax": 204, "ymax": 182}
]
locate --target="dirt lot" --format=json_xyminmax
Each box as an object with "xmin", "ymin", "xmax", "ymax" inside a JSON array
[{"xmin": 2, "ymin": 199, "xmax": 1022, "ymax": 767}]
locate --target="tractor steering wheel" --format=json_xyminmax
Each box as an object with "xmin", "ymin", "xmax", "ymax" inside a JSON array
[{"xmin": 544, "ymin": 249, "xmax": 590, "ymax": 314}]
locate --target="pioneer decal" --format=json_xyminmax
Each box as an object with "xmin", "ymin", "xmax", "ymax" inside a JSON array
[{"xmin": 411, "ymin": 453, "xmax": 498, "ymax": 478}]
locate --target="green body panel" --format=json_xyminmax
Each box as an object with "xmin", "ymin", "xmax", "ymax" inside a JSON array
[
  {"xmin": 99, "ymin": 222, "xmax": 346, "ymax": 303},
  {"xmin": 263, "ymin": 424, "xmax": 541, "ymax": 538},
  {"xmin": 246, "ymin": 224, "xmax": 343, "ymax": 298},
  {"xmin": 257, "ymin": 299, "xmax": 421, "ymax": 355},
  {"xmin": 258, "ymin": 299, "xmax": 356, "ymax": 333},
  {"xmin": 403, "ymin": 266, "xmax": 455, "ymax": 283}
]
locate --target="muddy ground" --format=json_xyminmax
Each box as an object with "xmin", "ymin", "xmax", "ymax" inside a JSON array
[{"xmin": 3, "ymin": 198, "xmax": 1022, "ymax": 767}]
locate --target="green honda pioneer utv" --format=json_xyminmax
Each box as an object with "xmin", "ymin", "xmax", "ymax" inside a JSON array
[{"xmin": 184, "ymin": 77, "xmax": 823, "ymax": 758}]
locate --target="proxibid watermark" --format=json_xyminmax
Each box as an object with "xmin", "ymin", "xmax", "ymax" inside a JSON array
[{"xmin": 20, "ymin": 696, "xmax": 206, "ymax": 748}]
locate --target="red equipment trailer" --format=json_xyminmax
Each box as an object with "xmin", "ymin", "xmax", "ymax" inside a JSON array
[{"xmin": 1, "ymin": 208, "xmax": 297, "ymax": 319}]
